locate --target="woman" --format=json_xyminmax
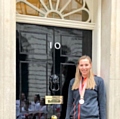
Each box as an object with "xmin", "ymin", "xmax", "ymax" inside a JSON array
[{"xmin": 65, "ymin": 55, "xmax": 106, "ymax": 119}]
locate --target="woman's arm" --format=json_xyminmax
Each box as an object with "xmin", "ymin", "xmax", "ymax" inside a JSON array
[
  {"xmin": 65, "ymin": 81, "xmax": 73, "ymax": 119},
  {"xmin": 98, "ymin": 77, "xmax": 106, "ymax": 119}
]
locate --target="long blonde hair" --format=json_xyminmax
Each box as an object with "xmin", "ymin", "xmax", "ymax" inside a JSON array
[{"xmin": 72, "ymin": 55, "xmax": 96, "ymax": 90}]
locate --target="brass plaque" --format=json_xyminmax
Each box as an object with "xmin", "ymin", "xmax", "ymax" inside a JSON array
[{"xmin": 45, "ymin": 96, "xmax": 63, "ymax": 104}]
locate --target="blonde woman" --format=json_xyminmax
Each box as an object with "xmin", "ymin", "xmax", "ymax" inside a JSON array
[{"xmin": 65, "ymin": 55, "xmax": 106, "ymax": 119}]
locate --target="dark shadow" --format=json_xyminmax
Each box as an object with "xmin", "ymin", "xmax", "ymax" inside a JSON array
[
  {"xmin": 60, "ymin": 61, "xmax": 76, "ymax": 119},
  {"xmin": 49, "ymin": 47, "xmax": 68, "ymax": 96},
  {"xmin": 16, "ymin": 30, "xmax": 29, "ymax": 99}
]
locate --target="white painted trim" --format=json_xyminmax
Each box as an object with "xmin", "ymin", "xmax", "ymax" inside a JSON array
[
  {"xmin": 92, "ymin": 0, "xmax": 101, "ymax": 76},
  {"xmin": 86, "ymin": 0, "xmax": 93, "ymax": 22},
  {"xmin": 16, "ymin": 14, "xmax": 95, "ymax": 30}
]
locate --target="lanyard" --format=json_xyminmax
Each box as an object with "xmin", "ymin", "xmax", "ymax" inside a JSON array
[{"xmin": 79, "ymin": 78, "xmax": 87, "ymax": 103}]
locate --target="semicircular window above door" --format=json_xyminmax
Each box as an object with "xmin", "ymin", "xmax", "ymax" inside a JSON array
[{"xmin": 16, "ymin": 0, "xmax": 93, "ymax": 23}]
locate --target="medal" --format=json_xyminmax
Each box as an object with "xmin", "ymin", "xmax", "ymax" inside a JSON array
[{"xmin": 79, "ymin": 99, "xmax": 84, "ymax": 104}]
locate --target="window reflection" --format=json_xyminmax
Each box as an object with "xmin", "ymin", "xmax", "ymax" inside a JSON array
[{"xmin": 16, "ymin": 23, "xmax": 92, "ymax": 118}]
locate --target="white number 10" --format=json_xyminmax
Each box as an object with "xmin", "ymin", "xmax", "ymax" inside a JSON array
[{"xmin": 50, "ymin": 42, "xmax": 61, "ymax": 49}]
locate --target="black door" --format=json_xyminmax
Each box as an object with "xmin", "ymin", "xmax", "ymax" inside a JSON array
[{"xmin": 16, "ymin": 23, "xmax": 92, "ymax": 118}]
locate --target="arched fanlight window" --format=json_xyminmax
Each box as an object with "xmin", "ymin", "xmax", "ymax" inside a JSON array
[{"xmin": 16, "ymin": 0, "xmax": 93, "ymax": 22}]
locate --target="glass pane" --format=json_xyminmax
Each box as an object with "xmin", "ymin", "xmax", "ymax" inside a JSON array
[
  {"xmin": 16, "ymin": 0, "xmax": 91, "ymax": 22},
  {"xmin": 20, "ymin": 62, "xmax": 47, "ymax": 101},
  {"xmin": 20, "ymin": 31, "xmax": 47, "ymax": 54}
]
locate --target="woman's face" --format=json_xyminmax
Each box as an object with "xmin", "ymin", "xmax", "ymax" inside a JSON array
[{"xmin": 78, "ymin": 58, "xmax": 92, "ymax": 78}]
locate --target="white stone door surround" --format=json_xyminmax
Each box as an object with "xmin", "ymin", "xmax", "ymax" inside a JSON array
[
  {"xmin": 1, "ymin": 0, "xmax": 120, "ymax": 119},
  {"xmin": 2, "ymin": 0, "xmax": 118, "ymax": 119}
]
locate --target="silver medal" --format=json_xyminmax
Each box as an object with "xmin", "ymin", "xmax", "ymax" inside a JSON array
[{"xmin": 79, "ymin": 99, "xmax": 84, "ymax": 104}]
